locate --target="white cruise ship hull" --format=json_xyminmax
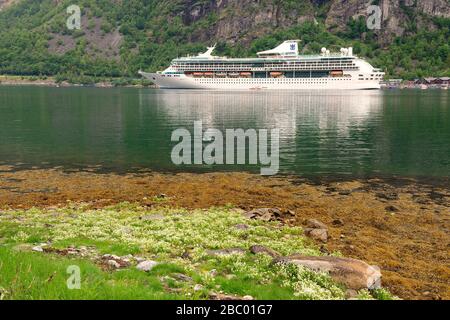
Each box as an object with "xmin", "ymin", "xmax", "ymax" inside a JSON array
[{"xmin": 140, "ymin": 72, "xmax": 381, "ymax": 90}]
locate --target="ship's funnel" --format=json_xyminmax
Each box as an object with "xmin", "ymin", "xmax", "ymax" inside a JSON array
[{"xmin": 257, "ymin": 40, "xmax": 300, "ymax": 57}]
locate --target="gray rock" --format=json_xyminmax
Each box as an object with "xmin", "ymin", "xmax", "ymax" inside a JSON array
[
  {"xmin": 136, "ymin": 260, "xmax": 158, "ymax": 272},
  {"xmin": 274, "ymin": 255, "xmax": 382, "ymax": 290},
  {"xmin": 135, "ymin": 257, "xmax": 146, "ymax": 263},
  {"xmin": 32, "ymin": 246, "xmax": 44, "ymax": 252},
  {"xmin": 242, "ymin": 295, "xmax": 254, "ymax": 300},
  {"xmin": 243, "ymin": 208, "xmax": 282, "ymax": 221},
  {"xmin": 173, "ymin": 273, "xmax": 193, "ymax": 282},
  {"xmin": 193, "ymin": 284, "xmax": 203, "ymax": 291},
  {"xmin": 305, "ymin": 228, "xmax": 328, "ymax": 243},
  {"xmin": 249, "ymin": 245, "xmax": 280, "ymax": 258},
  {"xmin": 306, "ymin": 218, "xmax": 328, "ymax": 230},
  {"xmin": 107, "ymin": 259, "xmax": 121, "ymax": 269}
]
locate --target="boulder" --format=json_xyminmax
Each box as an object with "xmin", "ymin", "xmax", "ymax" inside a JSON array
[
  {"xmin": 249, "ymin": 245, "xmax": 281, "ymax": 258},
  {"xmin": 304, "ymin": 228, "xmax": 328, "ymax": 243},
  {"xmin": 306, "ymin": 218, "xmax": 328, "ymax": 230},
  {"xmin": 274, "ymin": 255, "xmax": 382, "ymax": 290},
  {"xmin": 136, "ymin": 260, "xmax": 158, "ymax": 272}
]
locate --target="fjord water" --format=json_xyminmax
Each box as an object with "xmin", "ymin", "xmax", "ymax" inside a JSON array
[{"xmin": 0, "ymin": 86, "xmax": 448, "ymax": 178}]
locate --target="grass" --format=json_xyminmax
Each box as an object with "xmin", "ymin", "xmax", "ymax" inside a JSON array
[{"xmin": 0, "ymin": 203, "xmax": 395, "ymax": 300}]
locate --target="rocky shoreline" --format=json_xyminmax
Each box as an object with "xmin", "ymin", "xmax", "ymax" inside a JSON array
[
  {"xmin": 0, "ymin": 75, "xmax": 155, "ymax": 88},
  {"xmin": 0, "ymin": 166, "xmax": 448, "ymax": 299}
]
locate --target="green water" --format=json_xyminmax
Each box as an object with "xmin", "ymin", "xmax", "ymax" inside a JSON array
[{"xmin": 0, "ymin": 86, "xmax": 449, "ymax": 178}]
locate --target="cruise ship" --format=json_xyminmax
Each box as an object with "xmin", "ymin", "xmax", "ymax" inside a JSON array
[{"xmin": 139, "ymin": 40, "xmax": 384, "ymax": 90}]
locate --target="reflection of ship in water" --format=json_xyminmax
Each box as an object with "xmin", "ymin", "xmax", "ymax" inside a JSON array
[
  {"xmin": 139, "ymin": 90, "xmax": 384, "ymax": 172},
  {"xmin": 140, "ymin": 89, "xmax": 383, "ymax": 132}
]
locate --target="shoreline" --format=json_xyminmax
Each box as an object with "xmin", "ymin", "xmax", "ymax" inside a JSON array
[
  {"xmin": 1, "ymin": 75, "xmax": 448, "ymax": 90},
  {"xmin": 0, "ymin": 75, "xmax": 155, "ymax": 88},
  {"xmin": 0, "ymin": 166, "xmax": 448, "ymax": 300}
]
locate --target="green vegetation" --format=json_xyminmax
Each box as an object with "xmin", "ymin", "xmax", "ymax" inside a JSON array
[
  {"xmin": 0, "ymin": 0, "xmax": 448, "ymax": 82},
  {"xmin": 0, "ymin": 203, "xmax": 395, "ymax": 300}
]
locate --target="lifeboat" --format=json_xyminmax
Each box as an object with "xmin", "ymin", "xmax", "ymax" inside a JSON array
[
  {"xmin": 228, "ymin": 72, "xmax": 239, "ymax": 77},
  {"xmin": 330, "ymin": 70, "xmax": 343, "ymax": 77},
  {"xmin": 240, "ymin": 72, "xmax": 252, "ymax": 77},
  {"xmin": 270, "ymin": 72, "xmax": 283, "ymax": 78},
  {"xmin": 193, "ymin": 72, "xmax": 204, "ymax": 77},
  {"xmin": 204, "ymin": 72, "xmax": 214, "ymax": 77}
]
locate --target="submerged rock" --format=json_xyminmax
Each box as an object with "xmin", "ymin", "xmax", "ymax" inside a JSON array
[{"xmin": 274, "ymin": 255, "xmax": 382, "ymax": 290}]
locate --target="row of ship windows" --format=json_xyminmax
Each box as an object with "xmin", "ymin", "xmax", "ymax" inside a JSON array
[
  {"xmin": 177, "ymin": 67, "xmax": 359, "ymax": 71},
  {"xmin": 195, "ymin": 79, "xmax": 354, "ymax": 83},
  {"xmin": 175, "ymin": 64, "xmax": 356, "ymax": 68},
  {"xmin": 174, "ymin": 62, "xmax": 356, "ymax": 66}
]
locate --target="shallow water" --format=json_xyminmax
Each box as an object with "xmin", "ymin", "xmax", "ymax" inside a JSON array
[{"xmin": 0, "ymin": 86, "xmax": 449, "ymax": 178}]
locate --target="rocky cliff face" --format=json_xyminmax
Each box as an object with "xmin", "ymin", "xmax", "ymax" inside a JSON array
[
  {"xmin": 180, "ymin": 0, "xmax": 316, "ymax": 43},
  {"xmin": 326, "ymin": 0, "xmax": 450, "ymax": 43},
  {"xmin": 179, "ymin": 0, "xmax": 449, "ymax": 46}
]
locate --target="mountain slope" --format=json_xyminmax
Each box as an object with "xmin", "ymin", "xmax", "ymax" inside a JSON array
[{"xmin": 0, "ymin": 0, "xmax": 448, "ymax": 80}]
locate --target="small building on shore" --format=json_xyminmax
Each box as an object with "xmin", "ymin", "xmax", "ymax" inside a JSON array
[{"xmin": 415, "ymin": 77, "xmax": 450, "ymax": 85}]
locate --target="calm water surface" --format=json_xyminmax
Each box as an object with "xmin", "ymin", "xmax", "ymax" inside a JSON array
[{"xmin": 0, "ymin": 86, "xmax": 449, "ymax": 179}]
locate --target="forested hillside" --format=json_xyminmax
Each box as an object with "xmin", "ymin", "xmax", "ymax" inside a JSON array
[{"xmin": 0, "ymin": 0, "xmax": 449, "ymax": 82}]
